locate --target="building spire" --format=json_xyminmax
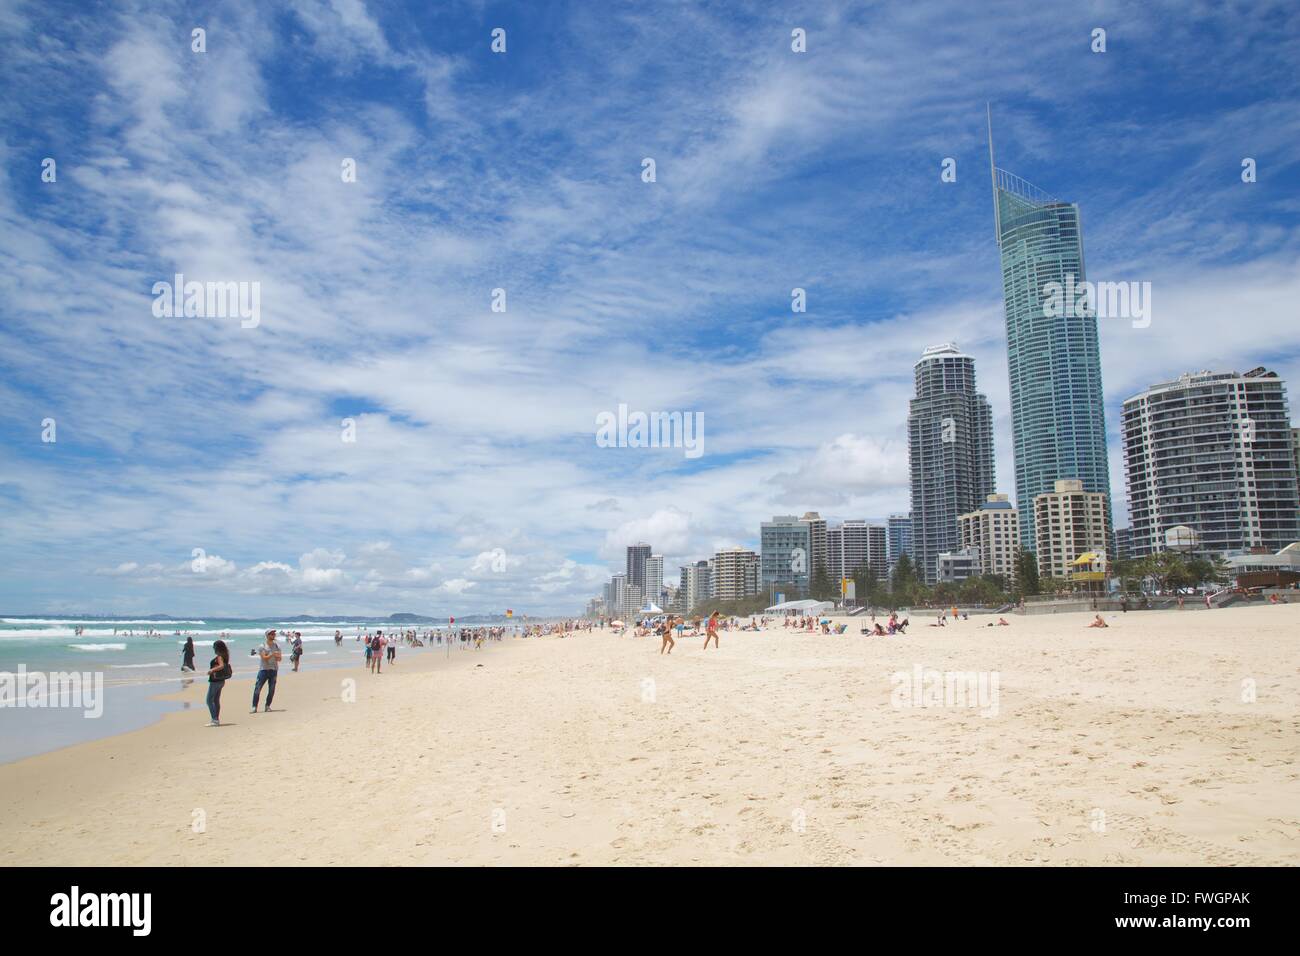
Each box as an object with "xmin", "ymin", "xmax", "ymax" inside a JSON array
[{"xmin": 988, "ymin": 102, "xmax": 1001, "ymax": 243}]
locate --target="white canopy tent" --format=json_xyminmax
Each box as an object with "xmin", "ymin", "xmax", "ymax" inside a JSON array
[
  {"xmin": 638, "ymin": 603, "xmax": 664, "ymax": 615},
  {"xmin": 763, "ymin": 599, "xmax": 834, "ymax": 617}
]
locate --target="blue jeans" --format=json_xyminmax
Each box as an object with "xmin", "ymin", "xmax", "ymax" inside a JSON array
[
  {"xmin": 206, "ymin": 680, "xmax": 224, "ymax": 721},
  {"xmin": 252, "ymin": 669, "xmax": 277, "ymax": 710}
]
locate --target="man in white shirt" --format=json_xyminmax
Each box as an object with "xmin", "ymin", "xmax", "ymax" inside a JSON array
[{"xmin": 251, "ymin": 629, "xmax": 282, "ymax": 713}]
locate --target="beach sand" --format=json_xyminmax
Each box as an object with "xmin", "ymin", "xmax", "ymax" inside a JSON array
[{"xmin": 1, "ymin": 605, "xmax": 1296, "ymax": 866}]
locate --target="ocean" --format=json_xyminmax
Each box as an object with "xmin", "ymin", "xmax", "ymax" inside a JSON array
[{"xmin": 0, "ymin": 616, "xmax": 495, "ymax": 763}]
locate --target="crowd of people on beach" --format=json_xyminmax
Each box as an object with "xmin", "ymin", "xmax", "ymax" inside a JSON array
[
  {"xmin": 603, "ymin": 603, "xmax": 1020, "ymax": 648},
  {"xmin": 194, "ymin": 620, "xmax": 596, "ymax": 726}
]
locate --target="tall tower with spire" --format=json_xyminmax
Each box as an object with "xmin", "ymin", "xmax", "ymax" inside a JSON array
[{"xmin": 988, "ymin": 108, "xmax": 1113, "ymax": 556}]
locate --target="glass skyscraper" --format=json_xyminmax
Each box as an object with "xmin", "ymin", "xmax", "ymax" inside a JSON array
[{"xmin": 990, "ymin": 117, "xmax": 1112, "ymax": 552}]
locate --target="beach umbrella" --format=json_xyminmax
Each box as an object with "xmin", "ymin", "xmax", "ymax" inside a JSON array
[{"xmin": 610, "ymin": 620, "xmax": 625, "ymax": 627}]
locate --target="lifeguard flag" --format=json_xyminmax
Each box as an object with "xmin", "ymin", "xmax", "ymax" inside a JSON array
[{"xmin": 506, "ymin": 609, "xmax": 513, "ymax": 618}]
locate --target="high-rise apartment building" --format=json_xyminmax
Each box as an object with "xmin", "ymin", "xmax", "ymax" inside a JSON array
[
  {"xmin": 957, "ymin": 493, "xmax": 1020, "ymax": 582},
  {"xmin": 760, "ymin": 515, "xmax": 812, "ymax": 593},
  {"xmin": 712, "ymin": 548, "xmax": 760, "ymax": 602},
  {"xmin": 990, "ymin": 119, "xmax": 1112, "ymax": 552},
  {"xmin": 644, "ymin": 554, "xmax": 665, "ymax": 607},
  {"xmin": 1114, "ymin": 526, "xmax": 1134, "ymax": 564},
  {"xmin": 1122, "ymin": 369, "xmax": 1300, "ymax": 558},
  {"xmin": 679, "ymin": 560, "xmax": 712, "ymax": 614},
  {"xmin": 800, "ymin": 512, "xmax": 828, "ymax": 581},
  {"xmin": 1033, "ymin": 479, "xmax": 1110, "ymax": 581},
  {"xmin": 908, "ymin": 343, "xmax": 995, "ymax": 584},
  {"xmin": 625, "ymin": 543, "xmax": 652, "ymax": 591},
  {"xmin": 886, "ymin": 513, "xmax": 913, "ymax": 570},
  {"xmin": 827, "ymin": 521, "xmax": 888, "ymax": 584}
]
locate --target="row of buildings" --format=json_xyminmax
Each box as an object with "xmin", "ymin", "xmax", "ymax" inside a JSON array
[
  {"xmin": 881, "ymin": 126, "xmax": 1300, "ymax": 588},
  {"xmin": 590, "ymin": 514, "xmax": 914, "ymax": 619},
  {"xmin": 587, "ymin": 120, "xmax": 1300, "ymax": 616},
  {"xmin": 589, "ymin": 543, "xmax": 764, "ymax": 619}
]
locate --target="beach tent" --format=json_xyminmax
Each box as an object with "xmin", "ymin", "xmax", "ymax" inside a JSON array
[
  {"xmin": 763, "ymin": 599, "xmax": 834, "ymax": 617},
  {"xmin": 639, "ymin": 602, "xmax": 664, "ymax": 614}
]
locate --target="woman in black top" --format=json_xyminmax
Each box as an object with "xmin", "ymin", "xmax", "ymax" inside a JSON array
[
  {"xmin": 182, "ymin": 636, "xmax": 196, "ymax": 672},
  {"xmin": 206, "ymin": 639, "xmax": 231, "ymax": 727}
]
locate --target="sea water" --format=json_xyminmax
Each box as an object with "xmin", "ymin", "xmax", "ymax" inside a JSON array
[{"xmin": 0, "ymin": 616, "xmax": 452, "ymax": 762}]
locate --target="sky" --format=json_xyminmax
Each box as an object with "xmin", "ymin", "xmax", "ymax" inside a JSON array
[{"xmin": 0, "ymin": 0, "xmax": 1298, "ymax": 617}]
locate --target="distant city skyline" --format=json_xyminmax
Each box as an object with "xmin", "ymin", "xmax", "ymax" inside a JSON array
[{"xmin": 3, "ymin": 2, "xmax": 1299, "ymax": 616}]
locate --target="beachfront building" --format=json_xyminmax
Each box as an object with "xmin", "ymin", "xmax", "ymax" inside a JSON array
[
  {"xmin": 761, "ymin": 515, "xmax": 812, "ymax": 594},
  {"xmin": 827, "ymin": 520, "xmax": 888, "ymax": 585},
  {"xmin": 1114, "ymin": 526, "xmax": 1134, "ymax": 564},
  {"xmin": 957, "ymin": 494, "xmax": 1020, "ymax": 583},
  {"xmin": 625, "ymin": 542, "xmax": 652, "ymax": 593},
  {"xmin": 800, "ymin": 512, "xmax": 829, "ymax": 581},
  {"xmin": 607, "ymin": 572, "xmax": 639, "ymax": 620},
  {"xmin": 1225, "ymin": 542, "xmax": 1300, "ymax": 589},
  {"xmin": 991, "ymin": 129, "xmax": 1113, "ymax": 553},
  {"xmin": 936, "ymin": 548, "xmax": 981, "ymax": 584},
  {"xmin": 678, "ymin": 560, "xmax": 712, "ymax": 614},
  {"xmin": 1033, "ymin": 479, "xmax": 1110, "ymax": 582},
  {"xmin": 1292, "ymin": 427, "xmax": 1300, "ymax": 489},
  {"xmin": 886, "ymin": 513, "xmax": 913, "ymax": 570},
  {"xmin": 908, "ymin": 343, "xmax": 996, "ymax": 585},
  {"xmin": 645, "ymin": 554, "xmax": 665, "ymax": 607},
  {"xmin": 1122, "ymin": 368, "xmax": 1300, "ymax": 559},
  {"xmin": 661, "ymin": 582, "xmax": 677, "ymax": 611},
  {"xmin": 712, "ymin": 547, "xmax": 760, "ymax": 602}
]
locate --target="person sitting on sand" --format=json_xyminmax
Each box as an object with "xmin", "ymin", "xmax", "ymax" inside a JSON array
[{"xmin": 1088, "ymin": 614, "xmax": 1108, "ymax": 628}]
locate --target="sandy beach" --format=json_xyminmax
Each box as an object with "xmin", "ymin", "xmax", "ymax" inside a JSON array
[{"xmin": 1, "ymin": 605, "xmax": 1296, "ymax": 866}]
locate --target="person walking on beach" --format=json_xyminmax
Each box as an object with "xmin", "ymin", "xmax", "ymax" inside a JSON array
[
  {"xmin": 660, "ymin": 615, "xmax": 676, "ymax": 655},
  {"xmin": 181, "ymin": 635, "xmax": 196, "ymax": 672},
  {"xmin": 371, "ymin": 631, "xmax": 385, "ymax": 674},
  {"xmin": 251, "ymin": 629, "xmax": 282, "ymax": 713},
  {"xmin": 335, "ymin": 629, "xmax": 342, "ymax": 647},
  {"xmin": 703, "ymin": 611, "xmax": 721, "ymax": 650},
  {"xmin": 290, "ymin": 632, "xmax": 303, "ymax": 672},
  {"xmin": 206, "ymin": 639, "xmax": 231, "ymax": 727},
  {"xmin": 386, "ymin": 633, "xmax": 397, "ymax": 666}
]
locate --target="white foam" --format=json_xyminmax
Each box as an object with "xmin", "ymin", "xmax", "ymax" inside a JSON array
[
  {"xmin": 107, "ymin": 661, "xmax": 170, "ymax": 669},
  {"xmin": 68, "ymin": 643, "xmax": 127, "ymax": 651},
  {"xmin": 2, "ymin": 618, "xmax": 207, "ymax": 625}
]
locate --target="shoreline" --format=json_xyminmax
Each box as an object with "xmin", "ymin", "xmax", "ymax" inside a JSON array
[
  {"xmin": 1, "ymin": 607, "xmax": 1296, "ymax": 866},
  {"xmin": 0, "ymin": 639, "xmax": 462, "ymax": 765}
]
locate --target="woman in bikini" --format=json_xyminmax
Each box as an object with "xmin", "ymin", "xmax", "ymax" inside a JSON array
[
  {"xmin": 703, "ymin": 611, "xmax": 721, "ymax": 650},
  {"xmin": 660, "ymin": 616, "xmax": 676, "ymax": 655}
]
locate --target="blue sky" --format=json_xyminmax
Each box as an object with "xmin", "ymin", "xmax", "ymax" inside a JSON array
[{"xmin": 1, "ymin": 0, "xmax": 1298, "ymax": 616}]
